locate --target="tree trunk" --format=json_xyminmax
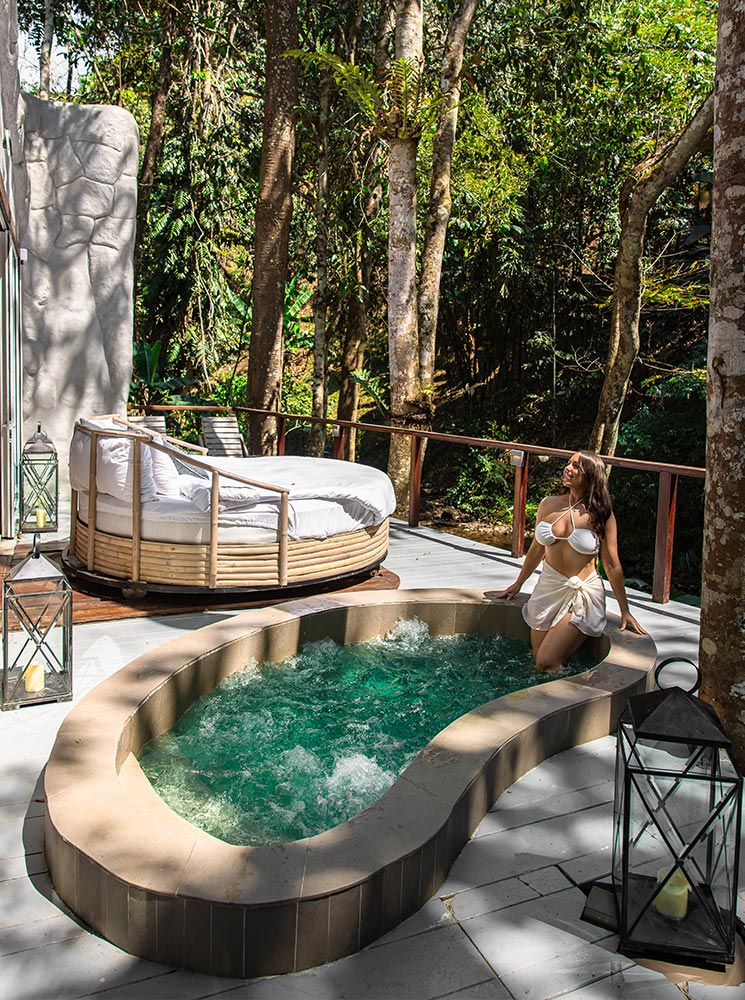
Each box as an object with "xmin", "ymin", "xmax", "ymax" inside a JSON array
[
  {"xmin": 39, "ymin": 0, "xmax": 54, "ymax": 99},
  {"xmin": 386, "ymin": 0, "xmax": 423, "ymax": 511},
  {"xmin": 309, "ymin": 80, "xmax": 331, "ymax": 457},
  {"xmin": 418, "ymin": 0, "xmax": 479, "ymax": 394},
  {"xmin": 387, "ymin": 132, "xmax": 421, "ymax": 509},
  {"xmin": 247, "ymin": 0, "xmax": 299, "ymax": 454},
  {"xmin": 589, "ymin": 92, "xmax": 714, "ymax": 455},
  {"xmin": 337, "ymin": 241, "xmax": 369, "ymax": 461},
  {"xmin": 699, "ymin": 2, "xmax": 745, "ymax": 769},
  {"xmin": 135, "ymin": 4, "xmax": 174, "ymax": 276}
]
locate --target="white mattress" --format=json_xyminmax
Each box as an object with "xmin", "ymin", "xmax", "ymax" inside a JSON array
[{"xmin": 77, "ymin": 456, "xmax": 395, "ymax": 544}]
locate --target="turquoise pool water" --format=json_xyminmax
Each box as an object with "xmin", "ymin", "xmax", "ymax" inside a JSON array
[{"xmin": 139, "ymin": 618, "xmax": 581, "ymax": 846}]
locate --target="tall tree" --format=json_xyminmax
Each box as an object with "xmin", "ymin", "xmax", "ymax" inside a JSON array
[
  {"xmin": 247, "ymin": 0, "xmax": 299, "ymax": 454},
  {"xmin": 39, "ymin": 0, "xmax": 54, "ymax": 97},
  {"xmin": 386, "ymin": 0, "xmax": 479, "ymax": 508},
  {"xmin": 386, "ymin": 0, "xmax": 423, "ymax": 504},
  {"xmin": 699, "ymin": 0, "xmax": 745, "ymax": 768},
  {"xmin": 134, "ymin": 2, "xmax": 174, "ymax": 273},
  {"xmin": 588, "ymin": 92, "xmax": 714, "ymax": 456}
]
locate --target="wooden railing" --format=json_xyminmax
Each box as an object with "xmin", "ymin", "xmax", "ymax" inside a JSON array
[{"xmin": 148, "ymin": 404, "xmax": 706, "ymax": 605}]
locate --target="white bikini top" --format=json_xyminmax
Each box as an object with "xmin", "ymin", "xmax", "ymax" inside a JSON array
[{"xmin": 534, "ymin": 500, "xmax": 600, "ymax": 556}]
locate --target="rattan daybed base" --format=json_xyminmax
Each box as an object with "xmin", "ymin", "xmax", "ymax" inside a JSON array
[{"xmin": 62, "ymin": 416, "xmax": 393, "ymax": 596}]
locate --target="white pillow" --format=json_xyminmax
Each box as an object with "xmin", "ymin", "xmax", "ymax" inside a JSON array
[
  {"xmin": 148, "ymin": 435, "xmax": 182, "ymax": 497},
  {"xmin": 68, "ymin": 419, "xmax": 158, "ymax": 502}
]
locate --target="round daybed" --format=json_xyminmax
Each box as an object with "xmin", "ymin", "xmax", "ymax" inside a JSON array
[{"xmin": 63, "ymin": 416, "xmax": 395, "ymax": 594}]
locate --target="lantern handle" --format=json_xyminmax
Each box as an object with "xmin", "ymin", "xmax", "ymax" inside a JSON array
[
  {"xmin": 32, "ymin": 532, "xmax": 41, "ymax": 559},
  {"xmin": 654, "ymin": 656, "xmax": 701, "ymax": 695}
]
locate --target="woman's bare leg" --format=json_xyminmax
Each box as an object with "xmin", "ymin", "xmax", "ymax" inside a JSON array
[{"xmin": 531, "ymin": 613, "xmax": 586, "ymax": 671}]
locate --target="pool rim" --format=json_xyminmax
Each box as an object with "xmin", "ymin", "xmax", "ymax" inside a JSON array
[{"xmin": 44, "ymin": 589, "xmax": 657, "ymax": 978}]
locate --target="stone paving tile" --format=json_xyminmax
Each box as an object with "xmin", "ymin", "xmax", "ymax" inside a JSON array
[
  {"xmin": 0, "ymin": 767, "xmax": 46, "ymax": 807},
  {"xmin": 446, "ymin": 875, "xmax": 539, "ymax": 921},
  {"xmin": 369, "ymin": 898, "xmax": 454, "ymax": 948},
  {"xmin": 440, "ymin": 803, "xmax": 613, "ymax": 894},
  {"xmin": 460, "ymin": 908, "xmax": 593, "ymax": 977},
  {"xmin": 499, "ymin": 886, "xmax": 613, "ymax": 945},
  {"xmin": 0, "ymin": 813, "xmax": 44, "ymax": 859},
  {"xmin": 0, "ymin": 850, "xmax": 47, "ymax": 881},
  {"xmin": 518, "ymin": 865, "xmax": 574, "ymax": 897},
  {"xmin": 475, "ymin": 784, "xmax": 614, "ymax": 838},
  {"xmin": 0, "ymin": 932, "xmax": 171, "ymax": 1000},
  {"xmin": 0, "ymin": 870, "xmax": 67, "ymax": 929},
  {"xmin": 221, "ymin": 923, "xmax": 493, "ymax": 999},
  {"xmin": 559, "ymin": 850, "xmax": 614, "ymax": 887},
  {"xmin": 431, "ymin": 978, "xmax": 511, "ymax": 999},
  {"xmin": 76, "ymin": 970, "xmax": 245, "ymax": 1000},
  {"xmin": 559, "ymin": 962, "xmax": 687, "ymax": 998},
  {"xmin": 498, "ymin": 938, "xmax": 635, "ymax": 1000},
  {"xmin": 0, "ymin": 912, "xmax": 85, "ymax": 957}
]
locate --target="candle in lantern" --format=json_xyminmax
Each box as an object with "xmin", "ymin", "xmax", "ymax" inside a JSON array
[
  {"xmin": 35, "ymin": 507, "xmax": 47, "ymax": 528},
  {"xmin": 24, "ymin": 661, "xmax": 45, "ymax": 693},
  {"xmin": 653, "ymin": 866, "xmax": 689, "ymax": 920}
]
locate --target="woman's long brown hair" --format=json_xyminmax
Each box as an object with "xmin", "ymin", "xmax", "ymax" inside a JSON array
[{"xmin": 576, "ymin": 451, "xmax": 613, "ymax": 538}]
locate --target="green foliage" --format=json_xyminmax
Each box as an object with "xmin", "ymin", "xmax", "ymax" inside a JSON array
[
  {"xmin": 349, "ymin": 369, "xmax": 389, "ymax": 418},
  {"xmin": 444, "ymin": 448, "xmax": 512, "ymax": 520},
  {"xmin": 290, "ymin": 51, "xmax": 444, "ymax": 140},
  {"xmin": 130, "ymin": 340, "xmax": 195, "ymax": 407}
]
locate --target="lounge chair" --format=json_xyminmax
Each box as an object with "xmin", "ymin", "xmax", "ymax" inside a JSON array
[{"xmin": 199, "ymin": 415, "xmax": 249, "ymax": 457}]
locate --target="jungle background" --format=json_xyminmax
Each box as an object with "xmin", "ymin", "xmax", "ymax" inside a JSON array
[{"xmin": 19, "ymin": 0, "xmax": 716, "ymax": 597}]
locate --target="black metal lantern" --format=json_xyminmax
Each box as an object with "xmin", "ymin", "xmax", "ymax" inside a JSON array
[
  {"xmin": 2, "ymin": 535, "xmax": 72, "ymax": 709},
  {"xmin": 20, "ymin": 423, "xmax": 58, "ymax": 532},
  {"xmin": 612, "ymin": 685, "xmax": 742, "ymax": 970}
]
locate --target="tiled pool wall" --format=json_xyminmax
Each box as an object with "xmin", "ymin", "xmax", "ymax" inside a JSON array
[{"xmin": 44, "ymin": 590, "xmax": 657, "ymax": 978}]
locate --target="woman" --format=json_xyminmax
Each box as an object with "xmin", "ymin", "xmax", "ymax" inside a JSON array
[{"xmin": 495, "ymin": 451, "xmax": 646, "ymax": 670}]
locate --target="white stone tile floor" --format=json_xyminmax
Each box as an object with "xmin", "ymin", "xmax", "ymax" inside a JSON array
[{"xmin": 1, "ymin": 518, "xmax": 733, "ymax": 1000}]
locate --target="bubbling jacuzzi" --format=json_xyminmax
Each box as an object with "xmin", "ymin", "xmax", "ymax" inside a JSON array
[{"xmin": 44, "ymin": 590, "xmax": 657, "ymax": 978}]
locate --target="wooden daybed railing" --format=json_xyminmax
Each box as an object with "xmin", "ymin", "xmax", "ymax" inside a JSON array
[{"xmin": 72, "ymin": 416, "xmax": 291, "ymax": 588}]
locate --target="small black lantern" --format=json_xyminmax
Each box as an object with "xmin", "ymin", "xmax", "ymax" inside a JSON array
[
  {"xmin": 20, "ymin": 423, "xmax": 58, "ymax": 532},
  {"xmin": 612, "ymin": 685, "xmax": 742, "ymax": 970},
  {"xmin": 2, "ymin": 535, "xmax": 72, "ymax": 709}
]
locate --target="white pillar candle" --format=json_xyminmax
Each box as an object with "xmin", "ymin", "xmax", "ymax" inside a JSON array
[
  {"xmin": 24, "ymin": 661, "xmax": 45, "ymax": 693},
  {"xmin": 35, "ymin": 507, "xmax": 47, "ymax": 528},
  {"xmin": 653, "ymin": 866, "xmax": 689, "ymax": 920}
]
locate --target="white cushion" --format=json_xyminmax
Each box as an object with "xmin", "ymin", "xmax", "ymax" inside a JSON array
[
  {"xmin": 69, "ymin": 419, "xmax": 158, "ymax": 502},
  {"xmin": 148, "ymin": 435, "xmax": 182, "ymax": 497}
]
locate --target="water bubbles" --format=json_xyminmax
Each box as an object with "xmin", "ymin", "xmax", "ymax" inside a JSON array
[{"xmin": 139, "ymin": 618, "xmax": 566, "ymax": 847}]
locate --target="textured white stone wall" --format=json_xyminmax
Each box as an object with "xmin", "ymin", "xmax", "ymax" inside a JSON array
[{"xmin": 19, "ymin": 95, "xmax": 138, "ymax": 483}]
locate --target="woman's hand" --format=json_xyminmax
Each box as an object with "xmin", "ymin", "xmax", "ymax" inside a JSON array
[
  {"xmin": 494, "ymin": 580, "xmax": 522, "ymax": 600},
  {"xmin": 620, "ymin": 612, "xmax": 647, "ymax": 635}
]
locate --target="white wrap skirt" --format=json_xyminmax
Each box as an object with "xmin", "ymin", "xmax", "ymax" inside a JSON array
[{"xmin": 522, "ymin": 563, "xmax": 607, "ymax": 637}]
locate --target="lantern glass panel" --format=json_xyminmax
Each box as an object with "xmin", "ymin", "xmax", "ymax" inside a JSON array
[
  {"xmin": 2, "ymin": 578, "xmax": 72, "ymax": 709},
  {"xmin": 20, "ymin": 424, "xmax": 59, "ymax": 531},
  {"xmin": 613, "ymin": 712, "xmax": 742, "ymax": 968}
]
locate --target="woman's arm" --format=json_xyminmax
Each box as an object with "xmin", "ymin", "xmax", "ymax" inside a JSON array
[
  {"xmin": 600, "ymin": 514, "xmax": 647, "ymax": 634},
  {"xmin": 493, "ymin": 499, "xmax": 548, "ymax": 599}
]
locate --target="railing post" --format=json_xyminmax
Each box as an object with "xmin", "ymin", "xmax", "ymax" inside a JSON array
[
  {"xmin": 652, "ymin": 470, "xmax": 678, "ymax": 604},
  {"xmin": 511, "ymin": 451, "xmax": 529, "ymax": 558},
  {"xmin": 333, "ymin": 425, "xmax": 346, "ymax": 461},
  {"xmin": 409, "ymin": 433, "xmax": 423, "ymax": 527},
  {"xmin": 277, "ymin": 415, "xmax": 286, "ymax": 456}
]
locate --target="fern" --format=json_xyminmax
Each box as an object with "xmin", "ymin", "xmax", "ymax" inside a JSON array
[{"xmin": 289, "ymin": 50, "xmax": 443, "ymax": 140}]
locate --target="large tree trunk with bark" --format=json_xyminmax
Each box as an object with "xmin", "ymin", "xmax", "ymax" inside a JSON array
[
  {"xmin": 247, "ymin": 0, "xmax": 298, "ymax": 454},
  {"xmin": 418, "ymin": 0, "xmax": 478, "ymax": 393},
  {"xmin": 39, "ymin": 0, "xmax": 54, "ymax": 99},
  {"xmin": 135, "ymin": 4, "xmax": 174, "ymax": 277},
  {"xmin": 309, "ymin": 80, "xmax": 331, "ymax": 457},
  {"xmin": 589, "ymin": 92, "xmax": 714, "ymax": 455},
  {"xmin": 699, "ymin": 1, "xmax": 745, "ymax": 769},
  {"xmin": 386, "ymin": 0, "xmax": 424, "ymax": 510},
  {"xmin": 387, "ymin": 131, "xmax": 422, "ymax": 509},
  {"xmin": 337, "ymin": 236, "xmax": 371, "ymax": 461}
]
